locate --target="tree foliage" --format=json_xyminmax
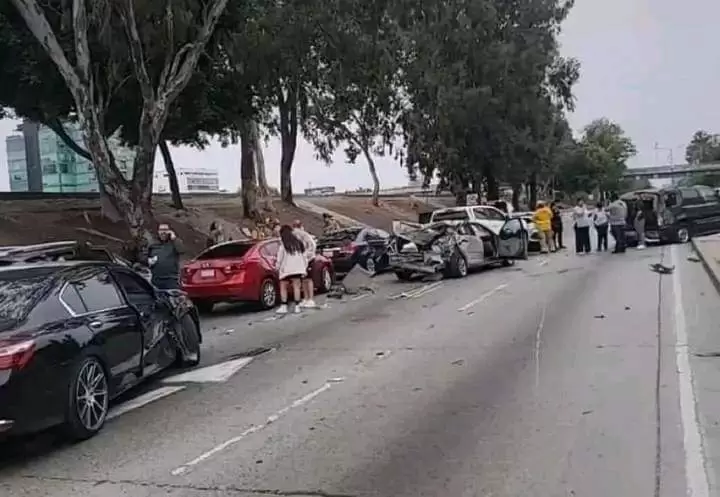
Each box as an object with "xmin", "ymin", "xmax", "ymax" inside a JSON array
[{"xmin": 685, "ymin": 130, "xmax": 720, "ymax": 165}]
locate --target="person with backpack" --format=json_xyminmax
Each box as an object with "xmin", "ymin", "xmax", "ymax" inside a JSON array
[{"xmin": 593, "ymin": 202, "xmax": 609, "ymax": 252}]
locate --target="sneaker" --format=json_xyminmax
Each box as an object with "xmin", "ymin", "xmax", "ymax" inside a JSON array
[
  {"xmin": 293, "ymin": 304, "xmax": 302, "ymax": 314},
  {"xmin": 276, "ymin": 304, "xmax": 288, "ymax": 314},
  {"xmin": 637, "ymin": 244, "xmax": 646, "ymax": 250},
  {"xmin": 301, "ymin": 299, "xmax": 319, "ymax": 308}
]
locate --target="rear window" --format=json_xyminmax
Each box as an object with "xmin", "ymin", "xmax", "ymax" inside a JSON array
[
  {"xmin": 432, "ymin": 210, "xmax": 469, "ymax": 221},
  {"xmin": 197, "ymin": 243, "xmax": 255, "ymax": 260},
  {"xmin": 0, "ymin": 267, "xmax": 57, "ymax": 324},
  {"xmin": 318, "ymin": 229, "xmax": 363, "ymax": 244}
]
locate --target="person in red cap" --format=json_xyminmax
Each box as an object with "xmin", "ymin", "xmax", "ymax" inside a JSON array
[{"xmin": 292, "ymin": 219, "xmax": 319, "ymax": 308}]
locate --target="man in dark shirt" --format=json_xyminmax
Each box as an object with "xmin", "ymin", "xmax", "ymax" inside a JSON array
[{"xmin": 148, "ymin": 223, "xmax": 185, "ymax": 289}]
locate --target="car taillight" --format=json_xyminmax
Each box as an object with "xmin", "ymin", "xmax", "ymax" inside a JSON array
[
  {"xmin": 0, "ymin": 339, "xmax": 36, "ymax": 371},
  {"xmin": 222, "ymin": 263, "xmax": 244, "ymax": 275},
  {"xmin": 340, "ymin": 242, "xmax": 356, "ymax": 255}
]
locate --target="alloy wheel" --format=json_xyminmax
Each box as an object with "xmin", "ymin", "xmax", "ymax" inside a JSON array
[
  {"xmin": 677, "ymin": 227, "xmax": 690, "ymax": 244},
  {"xmin": 458, "ymin": 256, "xmax": 468, "ymax": 277},
  {"xmin": 365, "ymin": 257, "xmax": 376, "ymax": 273},
  {"xmin": 75, "ymin": 359, "xmax": 108, "ymax": 432},
  {"xmin": 261, "ymin": 280, "xmax": 277, "ymax": 308},
  {"xmin": 322, "ymin": 267, "xmax": 333, "ymax": 291}
]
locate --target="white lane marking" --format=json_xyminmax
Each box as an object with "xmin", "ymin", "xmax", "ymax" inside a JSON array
[
  {"xmin": 388, "ymin": 281, "xmax": 442, "ymax": 300},
  {"xmin": 107, "ymin": 386, "xmax": 185, "ymax": 421},
  {"xmin": 537, "ymin": 258, "xmax": 549, "ymax": 267},
  {"xmin": 352, "ymin": 293, "xmax": 370, "ymax": 301},
  {"xmin": 171, "ymin": 383, "xmax": 332, "ymax": 476},
  {"xmin": 534, "ymin": 302, "xmax": 547, "ymax": 390},
  {"xmin": 410, "ymin": 281, "xmax": 444, "ymax": 299},
  {"xmin": 671, "ymin": 245, "xmax": 710, "ymax": 497},
  {"xmin": 457, "ymin": 283, "xmax": 508, "ymax": 312},
  {"xmin": 162, "ymin": 357, "xmax": 254, "ymax": 384}
]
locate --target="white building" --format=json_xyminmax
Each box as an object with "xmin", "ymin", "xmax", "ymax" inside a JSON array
[{"xmin": 153, "ymin": 166, "xmax": 220, "ymax": 194}]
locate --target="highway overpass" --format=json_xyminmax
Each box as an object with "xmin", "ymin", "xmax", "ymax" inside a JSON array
[{"xmin": 622, "ymin": 162, "xmax": 720, "ymax": 179}]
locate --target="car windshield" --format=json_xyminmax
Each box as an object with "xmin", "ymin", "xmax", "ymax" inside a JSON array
[
  {"xmin": 197, "ymin": 243, "xmax": 255, "ymax": 260},
  {"xmin": 0, "ymin": 267, "xmax": 58, "ymax": 325},
  {"xmin": 432, "ymin": 210, "xmax": 469, "ymax": 221},
  {"xmin": 319, "ymin": 229, "xmax": 363, "ymax": 244}
]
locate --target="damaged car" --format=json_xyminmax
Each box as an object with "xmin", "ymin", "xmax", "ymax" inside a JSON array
[{"xmin": 389, "ymin": 218, "xmax": 528, "ymax": 281}]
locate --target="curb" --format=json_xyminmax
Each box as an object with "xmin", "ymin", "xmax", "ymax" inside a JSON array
[{"xmin": 691, "ymin": 238, "xmax": 720, "ymax": 297}]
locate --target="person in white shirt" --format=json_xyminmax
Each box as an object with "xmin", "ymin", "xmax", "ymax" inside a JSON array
[
  {"xmin": 275, "ymin": 225, "xmax": 308, "ymax": 314},
  {"xmin": 572, "ymin": 198, "xmax": 592, "ymax": 254},
  {"xmin": 592, "ymin": 202, "xmax": 609, "ymax": 252},
  {"xmin": 292, "ymin": 220, "xmax": 320, "ymax": 308}
]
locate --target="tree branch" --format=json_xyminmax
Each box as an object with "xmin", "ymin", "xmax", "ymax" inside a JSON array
[
  {"xmin": 45, "ymin": 118, "xmax": 92, "ymax": 161},
  {"xmin": 118, "ymin": 0, "xmax": 154, "ymax": 104},
  {"xmin": 72, "ymin": 0, "xmax": 91, "ymax": 86},
  {"xmin": 9, "ymin": 0, "xmax": 81, "ymax": 95}
]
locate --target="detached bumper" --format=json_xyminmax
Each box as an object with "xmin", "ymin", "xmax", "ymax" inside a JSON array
[{"xmin": 390, "ymin": 252, "xmax": 446, "ymax": 274}]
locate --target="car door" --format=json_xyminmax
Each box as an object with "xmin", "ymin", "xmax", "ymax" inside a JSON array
[
  {"xmin": 474, "ymin": 207, "xmax": 507, "ymax": 234},
  {"xmin": 695, "ymin": 186, "xmax": 720, "ymax": 235},
  {"xmin": 59, "ymin": 268, "xmax": 141, "ymax": 391},
  {"xmin": 110, "ymin": 269, "xmax": 177, "ymax": 376},
  {"xmin": 259, "ymin": 240, "xmax": 280, "ymax": 274},
  {"xmin": 497, "ymin": 218, "xmax": 528, "ymax": 259},
  {"xmin": 455, "ymin": 223, "xmax": 483, "ymax": 266}
]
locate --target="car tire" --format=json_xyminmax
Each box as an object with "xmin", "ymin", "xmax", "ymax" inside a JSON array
[
  {"xmin": 259, "ymin": 278, "xmax": 278, "ymax": 309},
  {"xmin": 318, "ymin": 266, "xmax": 333, "ymax": 293},
  {"xmin": 502, "ymin": 258, "xmax": 515, "ymax": 267},
  {"xmin": 178, "ymin": 314, "xmax": 201, "ymax": 367},
  {"xmin": 676, "ymin": 226, "xmax": 690, "ymax": 244},
  {"xmin": 447, "ymin": 252, "xmax": 468, "ymax": 278},
  {"xmin": 395, "ymin": 270, "xmax": 413, "ymax": 281},
  {"xmin": 365, "ymin": 256, "xmax": 376, "ymax": 274},
  {"xmin": 194, "ymin": 300, "xmax": 214, "ymax": 314},
  {"xmin": 63, "ymin": 356, "xmax": 109, "ymax": 441}
]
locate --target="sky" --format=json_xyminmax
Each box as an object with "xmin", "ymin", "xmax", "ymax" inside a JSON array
[{"xmin": 1, "ymin": 0, "xmax": 719, "ymax": 192}]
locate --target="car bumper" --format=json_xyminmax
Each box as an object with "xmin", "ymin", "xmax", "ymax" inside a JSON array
[
  {"xmin": 181, "ymin": 282, "xmax": 259, "ymax": 303},
  {"xmin": 390, "ymin": 252, "xmax": 446, "ymax": 274}
]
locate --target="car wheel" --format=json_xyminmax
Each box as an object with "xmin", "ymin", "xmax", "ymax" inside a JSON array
[
  {"xmin": 178, "ymin": 314, "xmax": 201, "ymax": 367},
  {"xmin": 259, "ymin": 278, "xmax": 278, "ymax": 309},
  {"xmin": 395, "ymin": 270, "xmax": 413, "ymax": 281},
  {"xmin": 194, "ymin": 300, "xmax": 214, "ymax": 314},
  {"xmin": 502, "ymin": 258, "xmax": 515, "ymax": 267},
  {"xmin": 448, "ymin": 252, "xmax": 468, "ymax": 278},
  {"xmin": 365, "ymin": 257, "xmax": 376, "ymax": 274},
  {"xmin": 63, "ymin": 356, "xmax": 109, "ymax": 441},
  {"xmin": 676, "ymin": 226, "xmax": 690, "ymax": 244},
  {"xmin": 319, "ymin": 266, "xmax": 333, "ymax": 293}
]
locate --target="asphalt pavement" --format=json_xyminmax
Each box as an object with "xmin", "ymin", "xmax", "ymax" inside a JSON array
[{"xmin": 2, "ymin": 235, "xmax": 719, "ymax": 497}]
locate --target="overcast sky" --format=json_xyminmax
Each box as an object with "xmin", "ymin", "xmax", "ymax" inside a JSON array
[{"xmin": 1, "ymin": 0, "xmax": 718, "ymax": 192}]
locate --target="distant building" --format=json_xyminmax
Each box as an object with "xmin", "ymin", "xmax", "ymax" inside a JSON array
[
  {"xmin": 5, "ymin": 119, "xmax": 135, "ymax": 192},
  {"xmin": 153, "ymin": 166, "xmax": 220, "ymax": 194},
  {"xmin": 304, "ymin": 186, "xmax": 336, "ymax": 196}
]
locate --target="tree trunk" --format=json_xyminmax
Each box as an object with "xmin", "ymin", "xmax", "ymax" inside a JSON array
[
  {"xmin": 485, "ymin": 172, "xmax": 499, "ymax": 201},
  {"xmin": 240, "ymin": 122, "xmax": 259, "ymax": 219},
  {"xmin": 361, "ymin": 147, "xmax": 381, "ymax": 206},
  {"xmin": 511, "ymin": 183, "xmax": 521, "ymax": 211},
  {"xmin": 158, "ymin": 140, "xmax": 184, "ymax": 210},
  {"xmin": 451, "ymin": 175, "xmax": 468, "ymax": 206},
  {"xmin": 251, "ymin": 122, "xmax": 270, "ymax": 197},
  {"xmin": 529, "ymin": 173, "xmax": 538, "ymax": 210},
  {"xmin": 278, "ymin": 86, "xmax": 298, "ymax": 205}
]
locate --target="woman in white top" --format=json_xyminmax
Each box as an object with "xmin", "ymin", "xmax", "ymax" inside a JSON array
[{"xmin": 275, "ymin": 225, "xmax": 308, "ymax": 314}]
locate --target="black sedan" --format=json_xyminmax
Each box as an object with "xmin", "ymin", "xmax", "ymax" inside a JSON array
[
  {"xmin": 0, "ymin": 261, "xmax": 201, "ymax": 441},
  {"xmin": 316, "ymin": 227, "xmax": 392, "ymax": 277}
]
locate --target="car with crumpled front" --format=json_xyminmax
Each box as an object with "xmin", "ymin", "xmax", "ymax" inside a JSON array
[{"xmin": 389, "ymin": 218, "xmax": 528, "ymax": 281}]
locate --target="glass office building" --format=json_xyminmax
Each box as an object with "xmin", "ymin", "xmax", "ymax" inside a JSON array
[{"xmin": 5, "ymin": 120, "xmax": 135, "ymax": 192}]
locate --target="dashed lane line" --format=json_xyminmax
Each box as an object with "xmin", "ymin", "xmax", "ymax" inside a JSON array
[{"xmin": 457, "ymin": 283, "xmax": 508, "ymax": 313}]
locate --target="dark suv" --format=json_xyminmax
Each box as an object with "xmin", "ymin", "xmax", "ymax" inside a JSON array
[{"xmin": 621, "ymin": 185, "xmax": 720, "ymax": 244}]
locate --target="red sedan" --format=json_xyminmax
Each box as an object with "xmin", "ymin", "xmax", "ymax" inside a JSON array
[{"xmin": 181, "ymin": 239, "xmax": 335, "ymax": 313}]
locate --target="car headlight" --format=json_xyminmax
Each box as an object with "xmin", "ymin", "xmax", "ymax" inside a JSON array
[{"xmin": 401, "ymin": 242, "xmax": 418, "ymax": 253}]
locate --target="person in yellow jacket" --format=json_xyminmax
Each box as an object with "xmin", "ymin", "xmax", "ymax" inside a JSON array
[{"xmin": 532, "ymin": 201, "xmax": 555, "ymax": 253}]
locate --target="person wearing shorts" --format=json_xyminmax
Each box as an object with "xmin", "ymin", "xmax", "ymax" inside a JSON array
[{"xmin": 275, "ymin": 225, "xmax": 308, "ymax": 314}]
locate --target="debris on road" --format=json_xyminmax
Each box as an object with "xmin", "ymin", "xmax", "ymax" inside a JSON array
[
  {"xmin": 687, "ymin": 254, "xmax": 702, "ymax": 263},
  {"xmin": 649, "ymin": 263, "xmax": 675, "ymax": 274},
  {"xmin": 451, "ymin": 359, "xmax": 465, "ymax": 366},
  {"xmin": 594, "ymin": 314, "xmax": 606, "ymax": 319},
  {"xmin": 693, "ymin": 352, "xmax": 720, "ymax": 358},
  {"xmin": 327, "ymin": 264, "xmax": 377, "ymax": 299}
]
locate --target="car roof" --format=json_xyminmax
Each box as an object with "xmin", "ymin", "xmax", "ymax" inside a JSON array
[{"xmin": 0, "ymin": 260, "xmax": 120, "ymax": 276}]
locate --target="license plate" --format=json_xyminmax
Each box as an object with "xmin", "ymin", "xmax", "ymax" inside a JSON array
[
  {"xmin": 323, "ymin": 250, "xmax": 334, "ymax": 258},
  {"xmin": 200, "ymin": 269, "xmax": 215, "ymax": 278}
]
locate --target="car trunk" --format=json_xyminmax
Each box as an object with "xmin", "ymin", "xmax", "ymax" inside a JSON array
[
  {"xmin": 316, "ymin": 229, "xmax": 361, "ymax": 259},
  {"xmin": 182, "ymin": 243, "xmax": 255, "ymax": 285},
  {"xmin": 625, "ymin": 192, "xmax": 660, "ymax": 230}
]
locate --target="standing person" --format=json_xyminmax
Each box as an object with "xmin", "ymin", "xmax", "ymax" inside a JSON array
[
  {"xmin": 550, "ymin": 201, "xmax": 564, "ymax": 250},
  {"xmin": 292, "ymin": 219, "xmax": 320, "ymax": 308},
  {"xmin": 634, "ymin": 200, "xmax": 646, "ymax": 250},
  {"xmin": 275, "ymin": 225, "xmax": 307, "ymax": 314},
  {"xmin": 206, "ymin": 221, "xmax": 226, "ymax": 248},
  {"xmin": 148, "ymin": 223, "xmax": 185, "ymax": 289},
  {"xmin": 607, "ymin": 192, "xmax": 628, "ymax": 253},
  {"xmin": 593, "ymin": 202, "xmax": 609, "ymax": 252},
  {"xmin": 322, "ymin": 213, "xmax": 341, "ymax": 234},
  {"xmin": 572, "ymin": 199, "xmax": 592, "ymax": 254},
  {"xmin": 532, "ymin": 201, "xmax": 554, "ymax": 254}
]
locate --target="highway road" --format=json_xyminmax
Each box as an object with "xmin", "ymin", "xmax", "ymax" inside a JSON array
[{"xmin": 2, "ymin": 240, "xmax": 719, "ymax": 497}]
